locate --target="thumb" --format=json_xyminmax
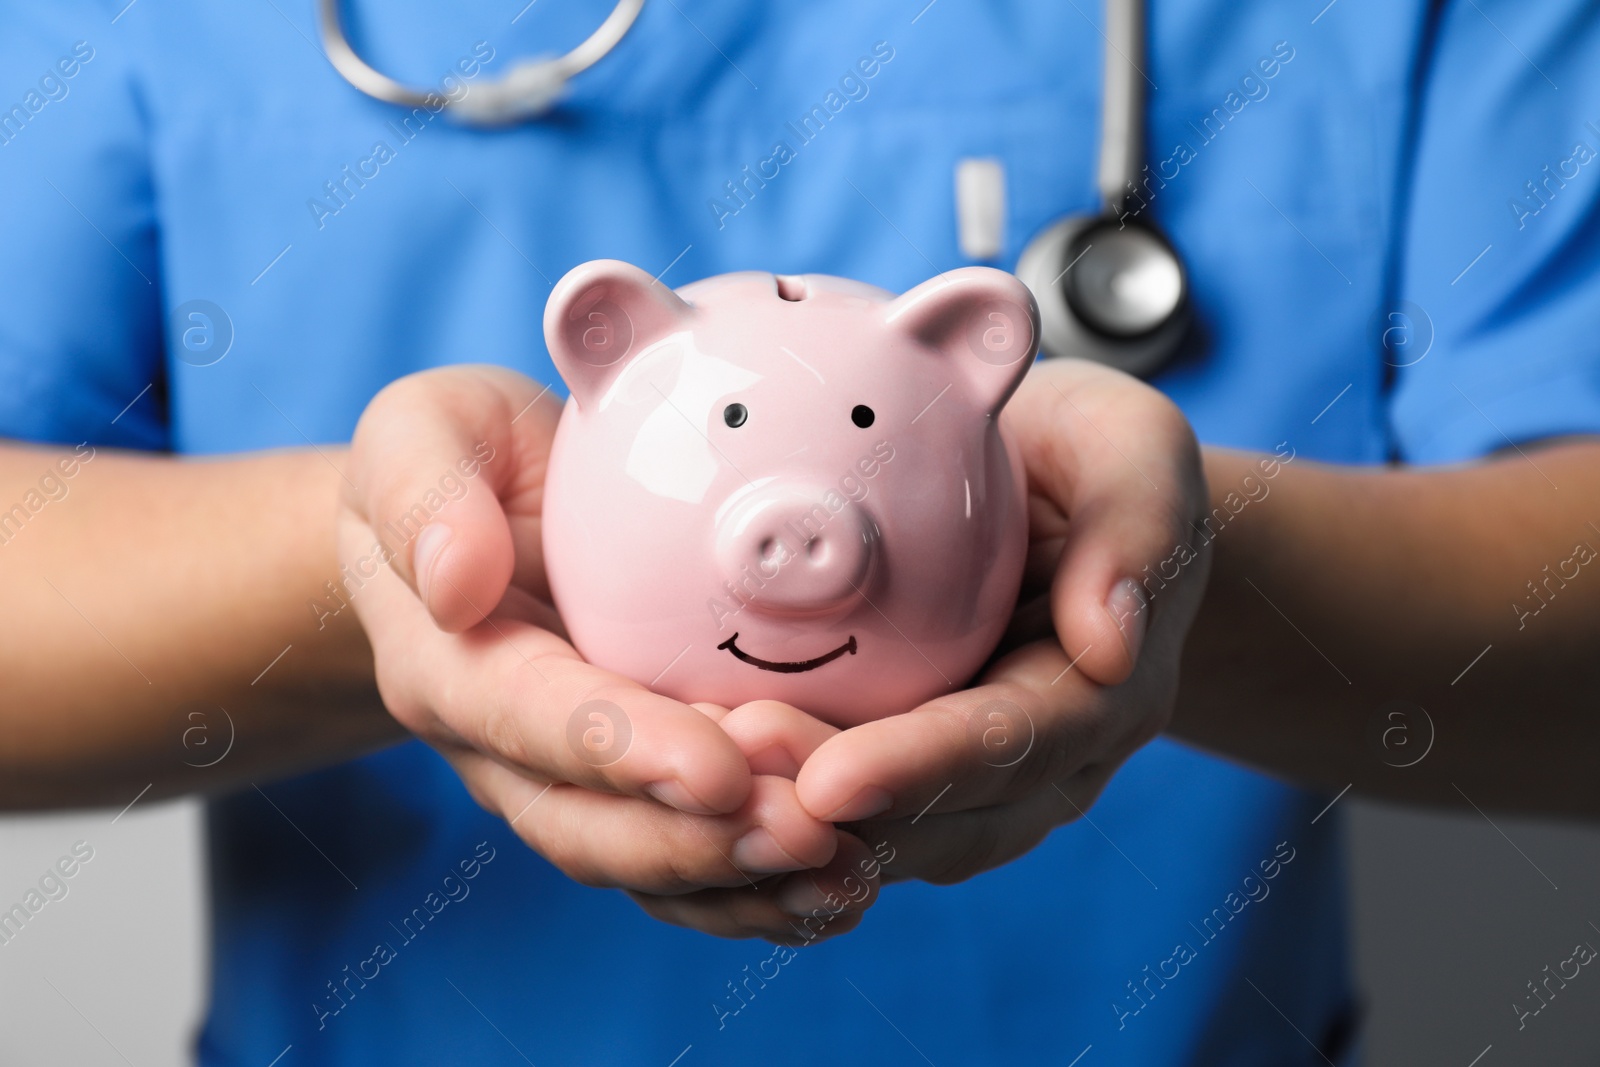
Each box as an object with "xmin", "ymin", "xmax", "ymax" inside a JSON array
[
  {"xmin": 346, "ymin": 366, "xmax": 556, "ymax": 632},
  {"xmin": 1005, "ymin": 361, "xmax": 1208, "ymax": 686}
]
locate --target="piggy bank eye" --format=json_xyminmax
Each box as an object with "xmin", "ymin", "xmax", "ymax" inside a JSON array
[
  {"xmin": 723, "ymin": 403, "xmax": 748, "ymax": 428},
  {"xmin": 851, "ymin": 404, "xmax": 875, "ymax": 428}
]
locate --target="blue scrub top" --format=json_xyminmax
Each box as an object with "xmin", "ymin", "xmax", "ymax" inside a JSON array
[{"xmin": 5, "ymin": 0, "xmax": 1600, "ymax": 1063}]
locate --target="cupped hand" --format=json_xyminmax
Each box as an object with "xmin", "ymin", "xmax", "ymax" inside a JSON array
[
  {"xmin": 626, "ymin": 700, "xmax": 883, "ymax": 945},
  {"xmin": 340, "ymin": 366, "xmax": 838, "ymax": 935},
  {"xmin": 791, "ymin": 356, "xmax": 1212, "ymax": 886}
]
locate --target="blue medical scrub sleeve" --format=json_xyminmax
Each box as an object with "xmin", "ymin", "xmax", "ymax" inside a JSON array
[
  {"xmin": 1392, "ymin": 2, "xmax": 1600, "ymax": 463},
  {"xmin": 0, "ymin": 4, "xmax": 165, "ymax": 450}
]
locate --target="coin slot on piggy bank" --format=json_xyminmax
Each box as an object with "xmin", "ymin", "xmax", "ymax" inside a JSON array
[{"xmin": 542, "ymin": 259, "xmax": 1037, "ymax": 727}]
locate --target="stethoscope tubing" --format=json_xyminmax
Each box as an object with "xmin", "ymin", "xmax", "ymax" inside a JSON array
[
  {"xmin": 316, "ymin": 0, "xmax": 1189, "ymax": 374},
  {"xmin": 317, "ymin": 0, "xmax": 645, "ymax": 121}
]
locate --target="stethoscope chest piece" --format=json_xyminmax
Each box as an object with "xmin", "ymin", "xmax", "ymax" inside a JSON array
[
  {"xmin": 1016, "ymin": 212, "xmax": 1189, "ymax": 378},
  {"xmin": 1013, "ymin": 0, "xmax": 1190, "ymax": 378}
]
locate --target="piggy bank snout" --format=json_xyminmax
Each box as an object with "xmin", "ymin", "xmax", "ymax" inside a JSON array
[{"xmin": 715, "ymin": 486, "xmax": 876, "ymax": 615}]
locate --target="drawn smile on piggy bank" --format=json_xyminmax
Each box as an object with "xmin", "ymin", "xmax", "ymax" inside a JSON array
[
  {"xmin": 715, "ymin": 633, "xmax": 857, "ymax": 673},
  {"xmin": 541, "ymin": 258, "xmax": 1038, "ymax": 728}
]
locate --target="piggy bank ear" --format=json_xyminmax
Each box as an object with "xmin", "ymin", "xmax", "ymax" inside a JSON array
[
  {"xmin": 884, "ymin": 266, "xmax": 1039, "ymax": 415},
  {"xmin": 544, "ymin": 259, "xmax": 693, "ymax": 410}
]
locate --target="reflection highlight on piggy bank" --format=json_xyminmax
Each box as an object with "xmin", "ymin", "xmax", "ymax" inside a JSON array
[{"xmin": 541, "ymin": 259, "xmax": 1036, "ymax": 727}]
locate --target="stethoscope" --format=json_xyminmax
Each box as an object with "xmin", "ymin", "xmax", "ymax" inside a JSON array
[
  {"xmin": 319, "ymin": 0, "xmax": 1189, "ymax": 378},
  {"xmin": 318, "ymin": 0, "xmax": 646, "ymax": 125},
  {"xmin": 1013, "ymin": 0, "xmax": 1189, "ymax": 375}
]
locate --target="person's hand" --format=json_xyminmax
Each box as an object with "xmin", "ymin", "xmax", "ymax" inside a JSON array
[
  {"xmin": 626, "ymin": 700, "xmax": 883, "ymax": 944},
  {"xmin": 340, "ymin": 366, "xmax": 852, "ymax": 938},
  {"xmin": 787, "ymin": 357, "xmax": 1212, "ymax": 886},
  {"xmin": 616, "ymin": 357, "xmax": 1209, "ymax": 935}
]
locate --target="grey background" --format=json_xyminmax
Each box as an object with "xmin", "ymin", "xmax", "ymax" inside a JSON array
[{"xmin": 2, "ymin": 796, "xmax": 1597, "ymax": 1065}]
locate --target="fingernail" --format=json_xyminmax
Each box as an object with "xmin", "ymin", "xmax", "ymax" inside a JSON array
[
  {"xmin": 645, "ymin": 779, "xmax": 718, "ymax": 816},
  {"xmin": 731, "ymin": 829, "xmax": 806, "ymax": 875},
  {"xmin": 775, "ymin": 876, "xmax": 855, "ymax": 917},
  {"xmin": 413, "ymin": 523, "xmax": 454, "ymax": 611},
  {"xmin": 827, "ymin": 786, "xmax": 892, "ymax": 822},
  {"xmin": 1106, "ymin": 578, "xmax": 1148, "ymax": 666}
]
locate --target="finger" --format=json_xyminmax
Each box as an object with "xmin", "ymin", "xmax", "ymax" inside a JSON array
[
  {"xmin": 345, "ymin": 365, "xmax": 562, "ymax": 632},
  {"xmin": 630, "ymin": 889, "xmax": 869, "ymax": 945},
  {"xmin": 460, "ymin": 752, "xmax": 836, "ymax": 892},
  {"xmin": 346, "ymin": 533, "xmax": 753, "ymax": 814},
  {"xmin": 1004, "ymin": 359, "xmax": 1208, "ymax": 685},
  {"xmin": 767, "ymin": 830, "xmax": 881, "ymax": 925},
  {"xmin": 717, "ymin": 700, "xmax": 841, "ymax": 780},
  {"xmin": 997, "ymin": 587, "xmax": 1055, "ymax": 655},
  {"xmin": 797, "ymin": 640, "xmax": 1120, "ymax": 821},
  {"xmin": 691, "ymin": 702, "xmax": 732, "ymax": 724},
  {"xmin": 1022, "ymin": 532, "xmax": 1069, "ymax": 599},
  {"xmin": 627, "ymin": 884, "xmax": 798, "ymax": 941},
  {"xmin": 852, "ymin": 767, "xmax": 1112, "ymax": 886},
  {"xmin": 998, "ymin": 528, "xmax": 1069, "ymax": 654},
  {"xmin": 629, "ymin": 831, "xmax": 880, "ymax": 943}
]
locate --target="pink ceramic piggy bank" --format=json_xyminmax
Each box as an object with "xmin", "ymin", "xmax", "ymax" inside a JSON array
[{"xmin": 541, "ymin": 260, "xmax": 1037, "ymax": 727}]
